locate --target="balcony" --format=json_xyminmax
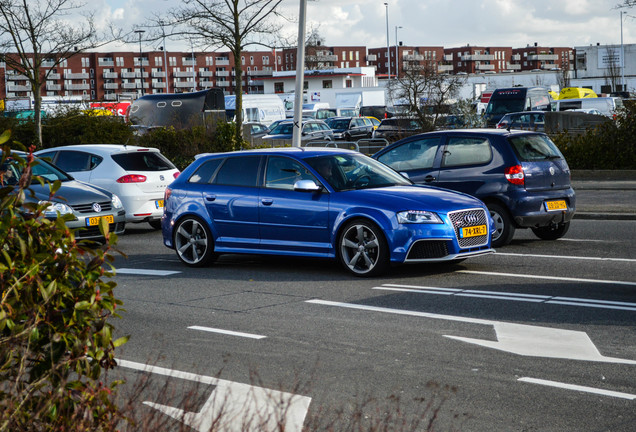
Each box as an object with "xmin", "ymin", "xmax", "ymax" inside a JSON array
[
  {"xmin": 6, "ymin": 73, "xmax": 28, "ymax": 81},
  {"xmin": 152, "ymin": 82, "xmax": 166, "ymax": 89},
  {"xmin": 461, "ymin": 54, "xmax": 495, "ymax": 61},
  {"xmin": 103, "ymin": 72, "xmax": 118, "ymax": 79},
  {"xmin": 437, "ymin": 64, "xmax": 454, "ymax": 73},
  {"xmin": 217, "ymin": 81, "xmax": 230, "ymax": 87},
  {"xmin": 104, "ymin": 83, "xmax": 119, "ymax": 89},
  {"xmin": 199, "ymin": 80, "xmax": 214, "ymax": 87},
  {"xmin": 506, "ymin": 63, "xmax": 522, "ymax": 70},
  {"xmin": 174, "ymin": 80, "xmax": 195, "ymax": 88},
  {"xmin": 7, "ymin": 84, "xmax": 31, "ymax": 92},
  {"xmin": 152, "ymin": 71, "xmax": 166, "ymax": 78},
  {"xmin": 134, "ymin": 59, "xmax": 149, "ymax": 67},
  {"xmin": 182, "ymin": 58, "xmax": 196, "ymax": 66},
  {"xmin": 199, "ymin": 70, "xmax": 214, "ymax": 77},
  {"xmin": 66, "ymin": 83, "xmax": 90, "ymax": 90},
  {"xmin": 528, "ymin": 54, "xmax": 558, "ymax": 61},
  {"xmin": 64, "ymin": 72, "xmax": 89, "ymax": 79},
  {"xmin": 47, "ymin": 73, "xmax": 61, "ymax": 80},
  {"xmin": 46, "ymin": 83, "xmax": 62, "ymax": 91},
  {"xmin": 216, "ymin": 59, "xmax": 230, "ymax": 66},
  {"xmin": 306, "ymin": 54, "xmax": 338, "ymax": 62},
  {"xmin": 511, "ymin": 54, "xmax": 521, "ymax": 61},
  {"xmin": 476, "ymin": 64, "xmax": 495, "ymax": 71},
  {"xmin": 98, "ymin": 59, "xmax": 115, "ymax": 67},
  {"xmin": 366, "ymin": 54, "xmax": 377, "ymax": 62},
  {"xmin": 443, "ymin": 54, "xmax": 453, "ymax": 61},
  {"xmin": 404, "ymin": 54, "xmax": 424, "ymax": 61},
  {"xmin": 248, "ymin": 69, "xmax": 272, "ymax": 77},
  {"xmin": 104, "ymin": 93, "xmax": 118, "ymax": 101},
  {"xmin": 174, "ymin": 70, "xmax": 195, "ymax": 78},
  {"xmin": 215, "ymin": 71, "xmax": 230, "ymax": 77},
  {"xmin": 122, "ymin": 82, "xmax": 140, "ymax": 89}
]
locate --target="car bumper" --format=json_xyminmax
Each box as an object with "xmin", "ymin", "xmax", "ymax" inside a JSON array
[
  {"xmin": 65, "ymin": 209, "xmax": 127, "ymax": 239},
  {"xmin": 508, "ymin": 187, "xmax": 576, "ymax": 228}
]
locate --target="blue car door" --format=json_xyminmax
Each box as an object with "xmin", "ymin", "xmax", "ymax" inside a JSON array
[
  {"xmin": 435, "ymin": 135, "xmax": 495, "ymax": 196},
  {"xmin": 204, "ymin": 155, "xmax": 262, "ymax": 251},
  {"xmin": 259, "ymin": 156, "xmax": 331, "ymax": 255},
  {"xmin": 375, "ymin": 136, "xmax": 443, "ymax": 185}
]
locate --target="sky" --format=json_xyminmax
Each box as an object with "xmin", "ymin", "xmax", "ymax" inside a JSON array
[{"xmin": 89, "ymin": 0, "xmax": 635, "ymax": 52}]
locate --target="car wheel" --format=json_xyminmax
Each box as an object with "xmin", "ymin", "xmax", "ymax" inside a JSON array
[
  {"xmin": 344, "ymin": 133, "xmax": 351, "ymax": 141},
  {"xmin": 173, "ymin": 217, "xmax": 217, "ymax": 267},
  {"xmin": 149, "ymin": 220, "xmax": 162, "ymax": 230},
  {"xmin": 531, "ymin": 222, "xmax": 570, "ymax": 240},
  {"xmin": 338, "ymin": 219, "xmax": 388, "ymax": 277},
  {"xmin": 487, "ymin": 203, "xmax": 515, "ymax": 247}
]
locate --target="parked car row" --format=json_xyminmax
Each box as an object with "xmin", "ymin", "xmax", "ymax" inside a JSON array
[{"xmin": 4, "ymin": 124, "xmax": 575, "ymax": 276}]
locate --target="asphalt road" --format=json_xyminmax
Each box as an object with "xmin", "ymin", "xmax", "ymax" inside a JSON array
[{"xmin": 106, "ymin": 183, "xmax": 636, "ymax": 432}]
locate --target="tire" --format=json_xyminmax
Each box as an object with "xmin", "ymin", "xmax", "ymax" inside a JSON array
[
  {"xmin": 532, "ymin": 222, "xmax": 570, "ymax": 240},
  {"xmin": 173, "ymin": 217, "xmax": 217, "ymax": 267},
  {"xmin": 149, "ymin": 220, "xmax": 162, "ymax": 230},
  {"xmin": 338, "ymin": 219, "xmax": 389, "ymax": 277},
  {"xmin": 487, "ymin": 203, "xmax": 515, "ymax": 248}
]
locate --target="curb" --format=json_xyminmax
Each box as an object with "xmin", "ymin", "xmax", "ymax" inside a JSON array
[{"xmin": 573, "ymin": 212, "xmax": 636, "ymax": 221}]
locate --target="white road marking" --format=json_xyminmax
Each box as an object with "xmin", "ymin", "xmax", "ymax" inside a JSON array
[
  {"xmin": 374, "ymin": 285, "xmax": 636, "ymax": 312},
  {"xmin": 457, "ymin": 270, "xmax": 636, "ymax": 287},
  {"xmin": 496, "ymin": 252, "xmax": 636, "ymax": 263},
  {"xmin": 556, "ymin": 238, "xmax": 606, "ymax": 243},
  {"xmin": 518, "ymin": 377, "xmax": 636, "ymax": 400},
  {"xmin": 306, "ymin": 299, "xmax": 636, "ymax": 364},
  {"xmin": 117, "ymin": 359, "xmax": 311, "ymax": 432},
  {"xmin": 116, "ymin": 268, "xmax": 181, "ymax": 276},
  {"xmin": 188, "ymin": 326, "xmax": 266, "ymax": 340}
]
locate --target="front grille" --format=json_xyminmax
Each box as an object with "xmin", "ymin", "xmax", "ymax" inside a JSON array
[
  {"xmin": 407, "ymin": 240, "xmax": 449, "ymax": 260},
  {"xmin": 71, "ymin": 201, "xmax": 113, "ymax": 214},
  {"xmin": 448, "ymin": 208, "xmax": 490, "ymax": 249}
]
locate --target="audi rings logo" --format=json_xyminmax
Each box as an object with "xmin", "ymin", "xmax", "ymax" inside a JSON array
[
  {"xmin": 92, "ymin": 203, "xmax": 102, "ymax": 213},
  {"xmin": 463, "ymin": 214, "xmax": 479, "ymax": 224}
]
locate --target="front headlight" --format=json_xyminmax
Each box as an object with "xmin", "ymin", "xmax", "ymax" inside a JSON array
[
  {"xmin": 397, "ymin": 210, "xmax": 443, "ymax": 224},
  {"xmin": 111, "ymin": 194, "xmax": 123, "ymax": 209},
  {"xmin": 39, "ymin": 201, "xmax": 73, "ymax": 216}
]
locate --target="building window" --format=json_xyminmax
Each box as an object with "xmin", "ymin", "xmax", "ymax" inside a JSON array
[
  {"xmin": 345, "ymin": 79, "xmax": 353, "ymax": 88},
  {"xmin": 322, "ymin": 80, "xmax": 332, "ymax": 89},
  {"xmin": 155, "ymin": 56, "xmax": 163, "ymax": 66},
  {"xmin": 274, "ymin": 82, "xmax": 284, "ymax": 93},
  {"xmin": 303, "ymin": 81, "xmax": 308, "ymax": 90}
]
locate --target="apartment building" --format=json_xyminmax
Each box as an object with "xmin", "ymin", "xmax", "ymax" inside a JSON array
[
  {"xmin": 367, "ymin": 45, "xmax": 446, "ymax": 77},
  {"xmin": 277, "ymin": 45, "xmax": 368, "ymax": 71},
  {"xmin": 511, "ymin": 44, "xmax": 574, "ymax": 72}
]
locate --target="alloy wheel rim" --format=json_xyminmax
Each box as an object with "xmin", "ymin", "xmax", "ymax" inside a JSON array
[
  {"xmin": 175, "ymin": 220, "xmax": 208, "ymax": 264},
  {"xmin": 341, "ymin": 224, "xmax": 379, "ymax": 274}
]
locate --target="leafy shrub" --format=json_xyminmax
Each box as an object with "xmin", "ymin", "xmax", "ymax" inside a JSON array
[
  {"xmin": 0, "ymin": 138, "xmax": 128, "ymax": 431},
  {"xmin": 42, "ymin": 108, "xmax": 135, "ymax": 148},
  {"xmin": 550, "ymin": 102, "xmax": 636, "ymax": 169}
]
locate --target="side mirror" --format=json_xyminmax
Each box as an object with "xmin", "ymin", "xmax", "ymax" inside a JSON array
[{"xmin": 294, "ymin": 179, "xmax": 321, "ymax": 192}]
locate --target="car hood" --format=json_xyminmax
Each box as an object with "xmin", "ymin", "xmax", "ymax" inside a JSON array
[
  {"xmin": 29, "ymin": 180, "xmax": 113, "ymax": 204},
  {"xmin": 337, "ymin": 185, "xmax": 485, "ymax": 213}
]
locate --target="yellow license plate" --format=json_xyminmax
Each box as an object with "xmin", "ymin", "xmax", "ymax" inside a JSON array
[
  {"xmin": 545, "ymin": 200, "xmax": 567, "ymax": 211},
  {"xmin": 460, "ymin": 224, "xmax": 488, "ymax": 238},
  {"xmin": 86, "ymin": 215, "xmax": 114, "ymax": 227},
  {"xmin": 155, "ymin": 200, "xmax": 164, "ymax": 209}
]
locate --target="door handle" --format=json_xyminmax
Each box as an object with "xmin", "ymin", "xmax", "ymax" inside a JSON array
[
  {"xmin": 261, "ymin": 199, "xmax": 273, "ymax": 206},
  {"xmin": 424, "ymin": 175, "xmax": 436, "ymax": 182},
  {"xmin": 204, "ymin": 194, "xmax": 216, "ymax": 201}
]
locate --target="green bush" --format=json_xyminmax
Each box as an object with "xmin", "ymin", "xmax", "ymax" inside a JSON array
[
  {"xmin": 0, "ymin": 139, "xmax": 128, "ymax": 430},
  {"xmin": 42, "ymin": 108, "xmax": 135, "ymax": 148},
  {"xmin": 550, "ymin": 102, "xmax": 636, "ymax": 169}
]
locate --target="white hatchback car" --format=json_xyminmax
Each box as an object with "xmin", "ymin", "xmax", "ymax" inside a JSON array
[{"xmin": 35, "ymin": 144, "xmax": 179, "ymax": 229}]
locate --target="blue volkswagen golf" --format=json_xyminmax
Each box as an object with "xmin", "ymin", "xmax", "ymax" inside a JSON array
[{"xmin": 161, "ymin": 148, "xmax": 494, "ymax": 276}]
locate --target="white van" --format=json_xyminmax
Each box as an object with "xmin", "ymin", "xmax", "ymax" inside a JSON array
[
  {"xmin": 302, "ymin": 102, "xmax": 330, "ymax": 118},
  {"xmin": 552, "ymin": 97, "xmax": 623, "ymax": 117},
  {"xmin": 224, "ymin": 94, "xmax": 286, "ymax": 126}
]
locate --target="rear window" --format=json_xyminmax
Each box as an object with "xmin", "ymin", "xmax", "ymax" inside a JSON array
[
  {"xmin": 508, "ymin": 135, "xmax": 562, "ymax": 161},
  {"xmin": 112, "ymin": 151, "xmax": 176, "ymax": 171}
]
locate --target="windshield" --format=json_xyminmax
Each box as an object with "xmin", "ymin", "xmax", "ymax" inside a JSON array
[
  {"xmin": 508, "ymin": 134, "xmax": 563, "ymax": 161},
  {"xmin": 327, "ymin": 119, "xmax": 350, "ymax": 129},
  {"xmin": 270, "ymin": 122, "xmax": 294, "ymax": 135},
  {"xmin": 306, "ymin": 153, "xmax": 411, "ymax": 192},
  {"xmin": 486, "ymin": 97, "xmax": 526, "ymax": 115}
]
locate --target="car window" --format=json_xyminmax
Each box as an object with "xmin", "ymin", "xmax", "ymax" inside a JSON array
[
  {"xmin": 265, "ymin": 156, "xmax": 316, "ymax": 190},
  {"xmin": 442, "ymin": 137, "xmax": 492, "ymax": 167},
  {"xmin": 213, "ymin": 156, "xmax": 260, "ymax": 187},
  {"xmin": 189, "ymin": 158, "xmax": 223, "ymax": 184},
  {"xmin": 54, "ymin": 151, "xmax": 92, "ymax": 172},
  {"xmin": 377, "ymin": 137, "xmax": 440, "ymax": 171},
  {"xmin": 508, "ymin": 134, "xmax": 562, "ymax": 161},
  {"xmin": 112, "ymin": 151, "xmax": 176, "ymax": 171}
]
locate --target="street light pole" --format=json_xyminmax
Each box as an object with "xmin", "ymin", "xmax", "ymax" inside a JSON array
[
  {"xmin": 384, "ymin": 3, "xmax": 390, "ymax": 80},
  {"xmin": 292, "ymin": 0, "xmax": 308, "ymax": 148},
  {"xmin": 134, "ymin": 29, "xmax": 145, "ymax": 96},
  {"xmin": 159, "ymin": 21, "xmax": 169, "ymax": 93},
  {"xmin": 395, "ymin": 25, "xmax": 402, "ymax": 79}
]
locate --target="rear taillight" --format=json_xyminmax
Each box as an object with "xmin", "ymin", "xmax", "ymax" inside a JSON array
[
  {"xmin": 164, "ymin": 187, "xmax": 172, "ymax": 202},
  {"xmin": 504, "ymin": 165, "xmax": 525, "ymax": 186},
  {"xmin": 116, "ymin": 174, "xmax": 147, "ymax": 183},
  {"xmin": 173, "ymin": 172, "xmax": 180, "ymax": 179}
]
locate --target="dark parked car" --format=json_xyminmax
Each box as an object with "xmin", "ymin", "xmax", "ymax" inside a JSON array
[
  {"xmin": 161, "ymin": 148, "xmax": 494, "ymax": 276},
  {"xmin": 262, "ymin": 120, "xmax": 333, "ymax": 144},
  {"xmin": 1, "ymin": 151, "xmax": 126, "ymax": 240},
  {"xmin": 496, "ymin": 111, "xmax": 546, "ymax": 132},
  {"xmin": 325, "ymin": 116, "xmax": 375, "ymax": 140},
  {"xmin": 373, "ymin": 129, "xmax": 575, "ymax": 247},
  {"xmin": 372, "ymin": 117, "xmax": 424, "ymax": 142}
]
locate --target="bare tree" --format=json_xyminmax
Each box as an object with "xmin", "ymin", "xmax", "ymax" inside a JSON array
[
  {"xmin": 0, "ymin": 0, "xmax": 100, "ymax": 147},
  {"xmin": 603, "ymin": 45, "xmax": 622, "ymax": 93},
  {"xmin": 389, "ymin": 64, "xmax": 466, "ymax": 131},
  {"xmin": 167, "ymin": 0, "xmax": 285, "ymax": 144}
]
